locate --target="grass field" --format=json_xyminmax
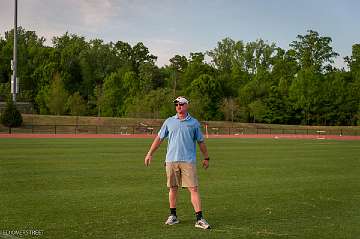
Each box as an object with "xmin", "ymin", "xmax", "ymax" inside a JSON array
[{"xmin": 0, "ymin": 138, "xmax": 359, "ymax": 239}]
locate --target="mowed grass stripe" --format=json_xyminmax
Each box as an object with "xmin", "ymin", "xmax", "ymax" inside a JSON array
[{"xmin": 0, "ymin": 138, "xmax": 359, "ymax": 239}]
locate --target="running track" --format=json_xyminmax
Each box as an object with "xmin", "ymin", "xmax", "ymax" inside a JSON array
[{"xmin": 0, "ymin": 133, "xmax": 359, "ymax": 140}]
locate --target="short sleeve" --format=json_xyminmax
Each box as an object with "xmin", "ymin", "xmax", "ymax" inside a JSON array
[
  {"xmin": 194, "ymin": 121, "xmax": 204, "ymax": 142},
  {"xmin": 158, "ymin": 119, "xmax": 169, "ymax": 140}
]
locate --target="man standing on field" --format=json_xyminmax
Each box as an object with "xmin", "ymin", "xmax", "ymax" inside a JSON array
[{"xmin": 144, "ymin": 96, "xmax": 211, "ymax": 230}]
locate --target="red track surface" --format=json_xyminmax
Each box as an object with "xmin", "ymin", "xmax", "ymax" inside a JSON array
[{"xmin": 0, "ymin": 133, "xmax": 359, "ymax": 140}]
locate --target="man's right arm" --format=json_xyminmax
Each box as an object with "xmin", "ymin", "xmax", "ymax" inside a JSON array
[{"xmin": 144, "ymin": 135, "xmax": 162, "ymax": 166}]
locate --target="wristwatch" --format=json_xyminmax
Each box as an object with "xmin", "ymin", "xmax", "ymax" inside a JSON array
[{"xmin": 204, "ymin": 157, "xmax": 210, "ymax": 161}]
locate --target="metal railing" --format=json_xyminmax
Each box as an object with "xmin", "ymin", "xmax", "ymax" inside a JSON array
[
  {"xmin": 0, "ymin": 124, "xmax": 159, "ymax": 135},
  {"xmin": 0, "ymin": 124, "xmax": 359, "ymax": 136},
  {"xmin": 205, "ymin": 127, "xmax": 359, "ymax": 136}
]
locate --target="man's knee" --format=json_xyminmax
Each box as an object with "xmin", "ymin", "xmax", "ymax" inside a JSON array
[
  {"xmin": 169, "ymin": 186, "xmax": 178, "ymax": 192},
  {"xmin": 187, "ymin": 186, "xmax": 198, "ymax": 193}
]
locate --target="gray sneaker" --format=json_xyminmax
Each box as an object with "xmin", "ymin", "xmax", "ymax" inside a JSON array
[
  {"xmin": 165, "ymin": 215, "xmax": 179, "ymax": 225},
  {"xmin": 195, "ymin": 218, "xmax": 211, "ymax": 229}
]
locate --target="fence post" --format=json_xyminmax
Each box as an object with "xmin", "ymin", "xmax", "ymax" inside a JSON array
[
  {"xmin": 228, "ymin": 127, "xmax": 231, "ymax": 135},
  {"xmin": 96, "ymin": 126, "xmax": 98, "ymax": 134},
  {"xmin": 54, "ymin": 125, "xmax": 57, "ymax": 134},
  {"xmin": 8, "ymin": 127, "xmax": 11, "ymax": 134}
]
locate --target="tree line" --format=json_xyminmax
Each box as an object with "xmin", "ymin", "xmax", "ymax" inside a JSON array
[{"xmin": 0, "ymin": 27, "xmax": 359, "ymax": 125}]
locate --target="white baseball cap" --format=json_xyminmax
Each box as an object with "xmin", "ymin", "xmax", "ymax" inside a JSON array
[{"xmin": 173, "ymin": 96, "xmax": 189, "ymax": 104}]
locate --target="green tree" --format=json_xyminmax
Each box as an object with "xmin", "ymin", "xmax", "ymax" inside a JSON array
[
  {"xmin": 79, "ymin": 39, "xmax": 118, "ymax": 97},
  {"xmin": 53, "ymin": 32, "xmax": 88, "ymax": 95},
  {"xmin": 349, "ymin": 44, "xmax": 360, "ymax": 125},
  {"xmin": 1, "ymin": 99, "xmax": 23, "ymax": 127},
  {"xmin": 0, "ymin": 27, "xmax": 46, "ymax": 97},
  {"xmin": 248, "ymin": 100, "xmax": 267, "ymax": 123},
  {"xmin": 290, "ymin": 30, "xmax": 338, "ymax": 72},
  {"xmin": 0, "ymin": 82, "xmax": 10, "ymax": 101},
  {"xmin": 35, "ymin": 85, "xmax": 50, "ymax": 114},
  {"xmin": 67, "ymin": 92, "xmax": 87, "ymax": 116},
  {"xmin": 168, "ymin": 55, "xmax": 188, "ymax": 96},
  {"xmin": 31, "ymin": 54, "xmax": 58, "ymax": 94},
  {"xmin": 1, "ymin": 26, "xmax": 359, "ymax": 125},
  {"xmin": 264, "ymin": 86, "xmax": 295, "ymax": 124},
  {"xmin": 114, "ymin": 41, "xmax": 133, "ymax": 67},
  {"xmin": 131, "ymin": 42, "xmax": 157, "ymax": 71},
  {"xmin": 138, "ymin": 62, "xmax": 162, "ymax": 92},
  {"xmin": 0, "ymin": 35, "xmax": 9, "ymax": 84},
  {"xmin": 182, "ymin": 52, "xmax": 214, "ymax": 89},
  {"xmin": 122, "ymin": 70, "xmax": 139, "ymax": 97},
  {"xmin": 188, "ymin": 74, "xmax": 223, "ymax": 120},
  {"xmin": 47, "ymin": 73, "xmax": 69, "ymax": 115},
  {"xmin": 100, "ymin": 71, "xmax": 124, "ymax": 117},
  {"xmin": 208, "ymin": 38, "xmax": 249, "ymax": 96},
  {"xmin": 289, "ymin": 68, "xmax": 321, "ymax": 124},
  {"xmin": 92, "ymin": 85, "xmax": 104, "ymax": 117},
  {"xmin": 125, "ymin": 88, "xmax": 173, "ymax": 118},
  {"xmin": 207, "ymin": 37, "xmax": 236, "ymax": 73},
  {"xmin": 220, "ymin": 97, "xmax": 240, "ymax": 122},
  {"xmin": 264, "ymin": 48, "xmax": 298, "ymax": 124}
]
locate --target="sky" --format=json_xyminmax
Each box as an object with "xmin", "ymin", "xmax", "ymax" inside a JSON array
[{"xmin": 0, "ymin": 0, "xmax": 359, "ymax": 68}]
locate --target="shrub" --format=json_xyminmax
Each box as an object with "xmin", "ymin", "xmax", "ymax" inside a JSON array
[{"xmin": 1, "ymin": 100, "xmax": 23, "ymax": 127}]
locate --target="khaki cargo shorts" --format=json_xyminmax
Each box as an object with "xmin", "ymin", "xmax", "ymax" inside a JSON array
[{"xmin": 165, "ymin": 162, "xmax": 198, "ymax": 188}]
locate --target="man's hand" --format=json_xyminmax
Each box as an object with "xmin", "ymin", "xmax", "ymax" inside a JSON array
[
  {"xmin": 202, "ymin": 159, "xmax": 209, "ymax": 169},
  {"xmin": 144, "ymin": 136, "xmax": 162, "ymax": 167},
  {"xmin": 144, "ymin": 153, "xmax": 152, "ymax": 166},
  {"xmin": 198, "ymin": 142, "xmax": 209, "ymax": 170}
]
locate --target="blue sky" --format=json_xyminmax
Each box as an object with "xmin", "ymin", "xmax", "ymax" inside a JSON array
[{"xmin": 0, "ymin": 0, "xmax": 359, "ymax": 68}]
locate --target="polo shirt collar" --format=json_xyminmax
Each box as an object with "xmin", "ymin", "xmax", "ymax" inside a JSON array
[{"xmin": 175, "ymin": 113, "xmax": 191, "ymax": 121}]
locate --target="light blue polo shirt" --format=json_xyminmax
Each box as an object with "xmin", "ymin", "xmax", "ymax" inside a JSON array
[{"xmin": 158, "ymin": 113, "xmax": 204, "ymax": 164}]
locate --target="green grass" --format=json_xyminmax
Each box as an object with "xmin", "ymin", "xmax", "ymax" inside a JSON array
[{"xmin": 0, "ymin": 138, "xmax": 359, "ymax": 238}]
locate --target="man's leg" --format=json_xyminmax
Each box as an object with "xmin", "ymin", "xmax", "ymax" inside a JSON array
[
  {"xmin": 188, "ymin": 186, "xmax": 211, "ymax": 229},
  {"xmin": 165, "ymin": 186, "xmax": 179, "ymax": 225},
  {"xmin": 169, "ymin": 186, "xmax": 178, "ymax": 209},
  {"xmin": 165, "ymin": 162, "xmax": 180, "ymax": 225},
  {"xmin": 182, "ymin": 164, "xmax": 205, "ymax": 223},
  {"xmin": 188, "ymin": 186, "xmax": 201, "ymax": 212}
]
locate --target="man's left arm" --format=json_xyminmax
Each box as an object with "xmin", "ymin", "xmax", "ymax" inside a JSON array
[{"xmin": 198, "ymin": 141, "xmax": 210, "ymax": 169}]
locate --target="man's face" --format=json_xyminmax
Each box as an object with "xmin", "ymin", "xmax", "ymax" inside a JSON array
[{"xmin": 175, "ymin": 102, "xmax": 188, "ymax": 114}]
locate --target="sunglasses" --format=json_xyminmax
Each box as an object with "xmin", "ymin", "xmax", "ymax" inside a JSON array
[{"xmin": 174, "ymin": 103, "xmax": 185, "ymax": 106}]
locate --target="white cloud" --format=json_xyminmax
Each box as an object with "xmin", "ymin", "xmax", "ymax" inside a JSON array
[
  {"xmin": 0, "ymin": 0, "xmax": 188, "ymax": 65},
  {"xmin": 142, "ymin": 38, "xmax": 186, "ymax": 66},
  {"xmin": 333, "ymin": 56, "xmax": 347, "ymax": 70},
  {"xmin": 77, "ymin": 0, "xmax": 116, "ymax": 29}
]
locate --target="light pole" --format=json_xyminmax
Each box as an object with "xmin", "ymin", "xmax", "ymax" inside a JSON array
[{"xmin": 11, "ymin": 0, "xmax": 18, "ymax": 103}]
